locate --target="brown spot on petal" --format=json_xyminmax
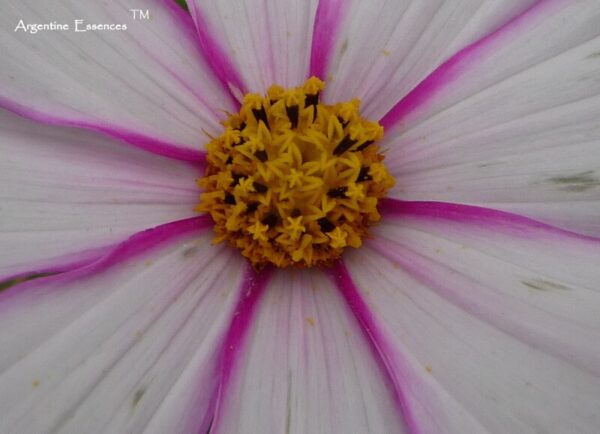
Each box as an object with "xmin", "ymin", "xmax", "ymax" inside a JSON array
[
  {"xmin": 548, "ymin": 171, "xmax": 600, "ymax": 192},
  {"xmin": 522, "ymin": 279, "xmax": 570, "ymax": 292},
  {"xmin": 132, "ymin": 387, "xmax": 146, "ymax": 408}
]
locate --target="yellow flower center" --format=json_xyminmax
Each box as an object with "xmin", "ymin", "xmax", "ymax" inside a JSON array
[{"xmin": 197, "ymin": 77, "xmax": 395, "ymax": 268}]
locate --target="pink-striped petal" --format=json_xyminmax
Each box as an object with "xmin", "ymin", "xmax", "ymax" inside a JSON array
[
  {"xmin": 187, "ymin": 0, "xmax": 318, "ymax": 95},
  {"xmin": 384, "ymin": 1, "xmax": 600, "ymax": 235},
  {"xmin": 0, "ymin": 108, "xmax": 201, "ymax": 281},
  {"xmin": 318, "ymin": 0, "xmax": 537, "ymax": 120},
  {"xmin": 337, "ymin": 201, "xmax": 600, "ymax": 433},
  {"xmin": 210, "ymin": 269, "xmax": 407, "ymax": 434},
  {"xmin": 309, "ymin": 0, "xmax": 349, "ymax": 81},
  {"xmin": 0, "ymin": 0, "xmax": 233, "ymax": 157},
  {"xmin": 0, "ymin": 230, "xmax": 244, "ymax": 434}
]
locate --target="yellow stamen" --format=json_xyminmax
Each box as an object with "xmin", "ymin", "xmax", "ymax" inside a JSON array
[{"xmin": 198, "ymin": 77, "xmax": 395, "ymax": 268}]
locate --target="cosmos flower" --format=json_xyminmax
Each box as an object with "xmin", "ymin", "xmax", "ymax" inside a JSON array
[{"xmin": 1, "ymin": 0, "xmax": 600, "ymax": 432}]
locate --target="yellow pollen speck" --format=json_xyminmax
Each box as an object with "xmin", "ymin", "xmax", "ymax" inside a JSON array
[
  {"xmin": 382, "ymin": 49, "xmax": 391, "ymax": 56},
  {"xmin": 32, "ymin": 379, "xmax": 40, "ymax": 388},
  {"xmin": 305, "ymin": 317, "xmax": 316, "ymax": 326},
  {"xmin": 197, "ymin": 77, "xmax": 395, "ymax": 268}
]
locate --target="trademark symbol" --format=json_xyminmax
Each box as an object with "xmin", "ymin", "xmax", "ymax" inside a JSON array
[{"xmin": 130, "ymin": 9, "xmax": 150, "ymax": 20}]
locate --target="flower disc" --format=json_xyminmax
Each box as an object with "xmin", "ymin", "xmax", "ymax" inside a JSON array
[{"xmin": 197, "ymin": 78, "xmax": 394, "ymax": 268}]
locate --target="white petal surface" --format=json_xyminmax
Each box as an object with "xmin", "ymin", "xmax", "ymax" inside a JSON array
[
  {"xmin": 341, "ymin": 206, "xmax": 600, "ymax": 434},
  {"xmin": 211, "ymin": 269, "xmax": 406, "ymax": 434},
  {"xmin": 0, "ymin": 232, "xmax": 244, "ymax": 434},
  {"xmin": 187, "ymin": 0, "xmax": 318, "ymax": 95},
  {"xmin": 385, "ymin": 1, "xmax": 600, "ymax": 235},
  {"xmin": 0, "ymin": 0, "xmax": 233, "ymax": 155},
  {"xmin": 0, "ymin": 108, "xmax": 200, "ymax": 279},
  {"xmin": 320, "ymin": 0, "xmax": 536, "ymax": 120}
]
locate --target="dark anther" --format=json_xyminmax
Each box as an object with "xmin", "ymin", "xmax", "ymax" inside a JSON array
[
  {"xmin": 234, "ymin": 122, "xmax": 246, "ymax": 131},
  {"xmin": 254, "ymin": 150, "xmax": 268, "ymax": 162},
  {"xmin": 231, "ymin": 173, "xmax": 246, "ymax": 187},
  {"xmin": 224, "ymin": 193, "xmax": 236, "ymax": 205},
  {"xmin": 337, "ymin": 116, "xmax": 349, "ymax": 128},
  {"xmin": 317, "ymin": 217, "xmax": 335, "ymax": 233},
  {"xmin": 246, "ymin": 202, "xmax": 259, "ymax": 213},
  {"xmin": 327, "ymin": 186, "xmax": 348, "ymax": 198},
  {"xmin": 305, "ymin": 92, "xmax": 319, "ymax": 120},
  {"xmin": 252, "ymin": 107, "xmax": 270, "ymax": 129},
  {"xmin": 305, "ymin": 92, "xmax": 319, "ymax": 107},
  {"xmin": 225, "ymin": 156, "xmax": 233, "ymax": 165},
  {"xmin": 353, "ymin": 140, "xmax": 374, "ymax": 152},
  {"xmin": 261, "ymin": 213, "xmax": 278, "ymax": 228},
  {"xmin": 253, "ymin": 182, "xmax": 268, "ymax": 193},
  {"xmin": 291, "ymin": 208, "xmax": 302, "ymax": 217},
  {"xmin": 333, "ymin": 135, "xmax": 358, "ymax": 156},
  {"xmin": 356, "ymin": 166, "xmax": 373, "ymax": 182},
  {"xmin": 286, "ymin": 104, "xmax": 299, "ymax": 129}
]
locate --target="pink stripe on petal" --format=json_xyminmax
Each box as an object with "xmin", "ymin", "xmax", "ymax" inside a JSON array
[
  {"xmin": 91, "ymin": 216, "xmax": 212, "ymax": 270},
  {"xmin": 0, "ymin": 216, "xmax": 212, "ymax": 303},
  {"xmin": 0, "ymin": 246, "xmax": 113, "ymax": 289},
  {"xmin": 185, "ymin": 3, "xmax": 247, "ymax": 105},
  {"xmin": 309, "ymin": 0, "xmax": 350, "ymax": 80},
  {"xmin": 328, "ymin": 261, "xmax": 421, "ymax": 434},
  {"xmin": 209, "ymin": 265, "xmax": 273, "ymax": 432},
  {"xmin": 0, "ymin": 97, "xmax": 207, "ymax": 165},
  {"xmin": 380, "ymin": 199, "xmax": 600, "ymax": 244},
  {"xmin": 112, "ymin": 1, "xmax": 221, "ymax": 120},
  {"xmin": 161, "ymin": 0, "xmax": 241, "ymax": 112},
  {"xmin": 380, "ymin": 0, "xmax": 553, "ymax": 131},
  {"xmin": 162, "ymin": 0, "xmax": 200, "ymax": 40}
]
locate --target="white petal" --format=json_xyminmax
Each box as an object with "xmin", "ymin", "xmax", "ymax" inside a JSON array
[
  {"xmin": 0, "ymin": 231, "xmax": 244, "ymax": 434},
  {"xmin": 211, "ymin": 269, "xmax": 407, "ymax": 434},
  {"xmin": 0, "ymin": 0, "xmax": 233, "ymax": 156},
  {"xmin": 384, "ymin": 1, "xmax": 600, "ymax": 235},
  {"xmin": 339, "ymin": 202, "xmax": 600, "ymax": 433},
  {"xmin": 187, "ymin": 0, "xmax": 318, "ymax": 94},
  {"xmin": 319, "ymin": 0, "xmax": 536, "ymax": 119},
  {"xmin": 0, "ymin": 108, "xmax": 200, "ymax": 279}
]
